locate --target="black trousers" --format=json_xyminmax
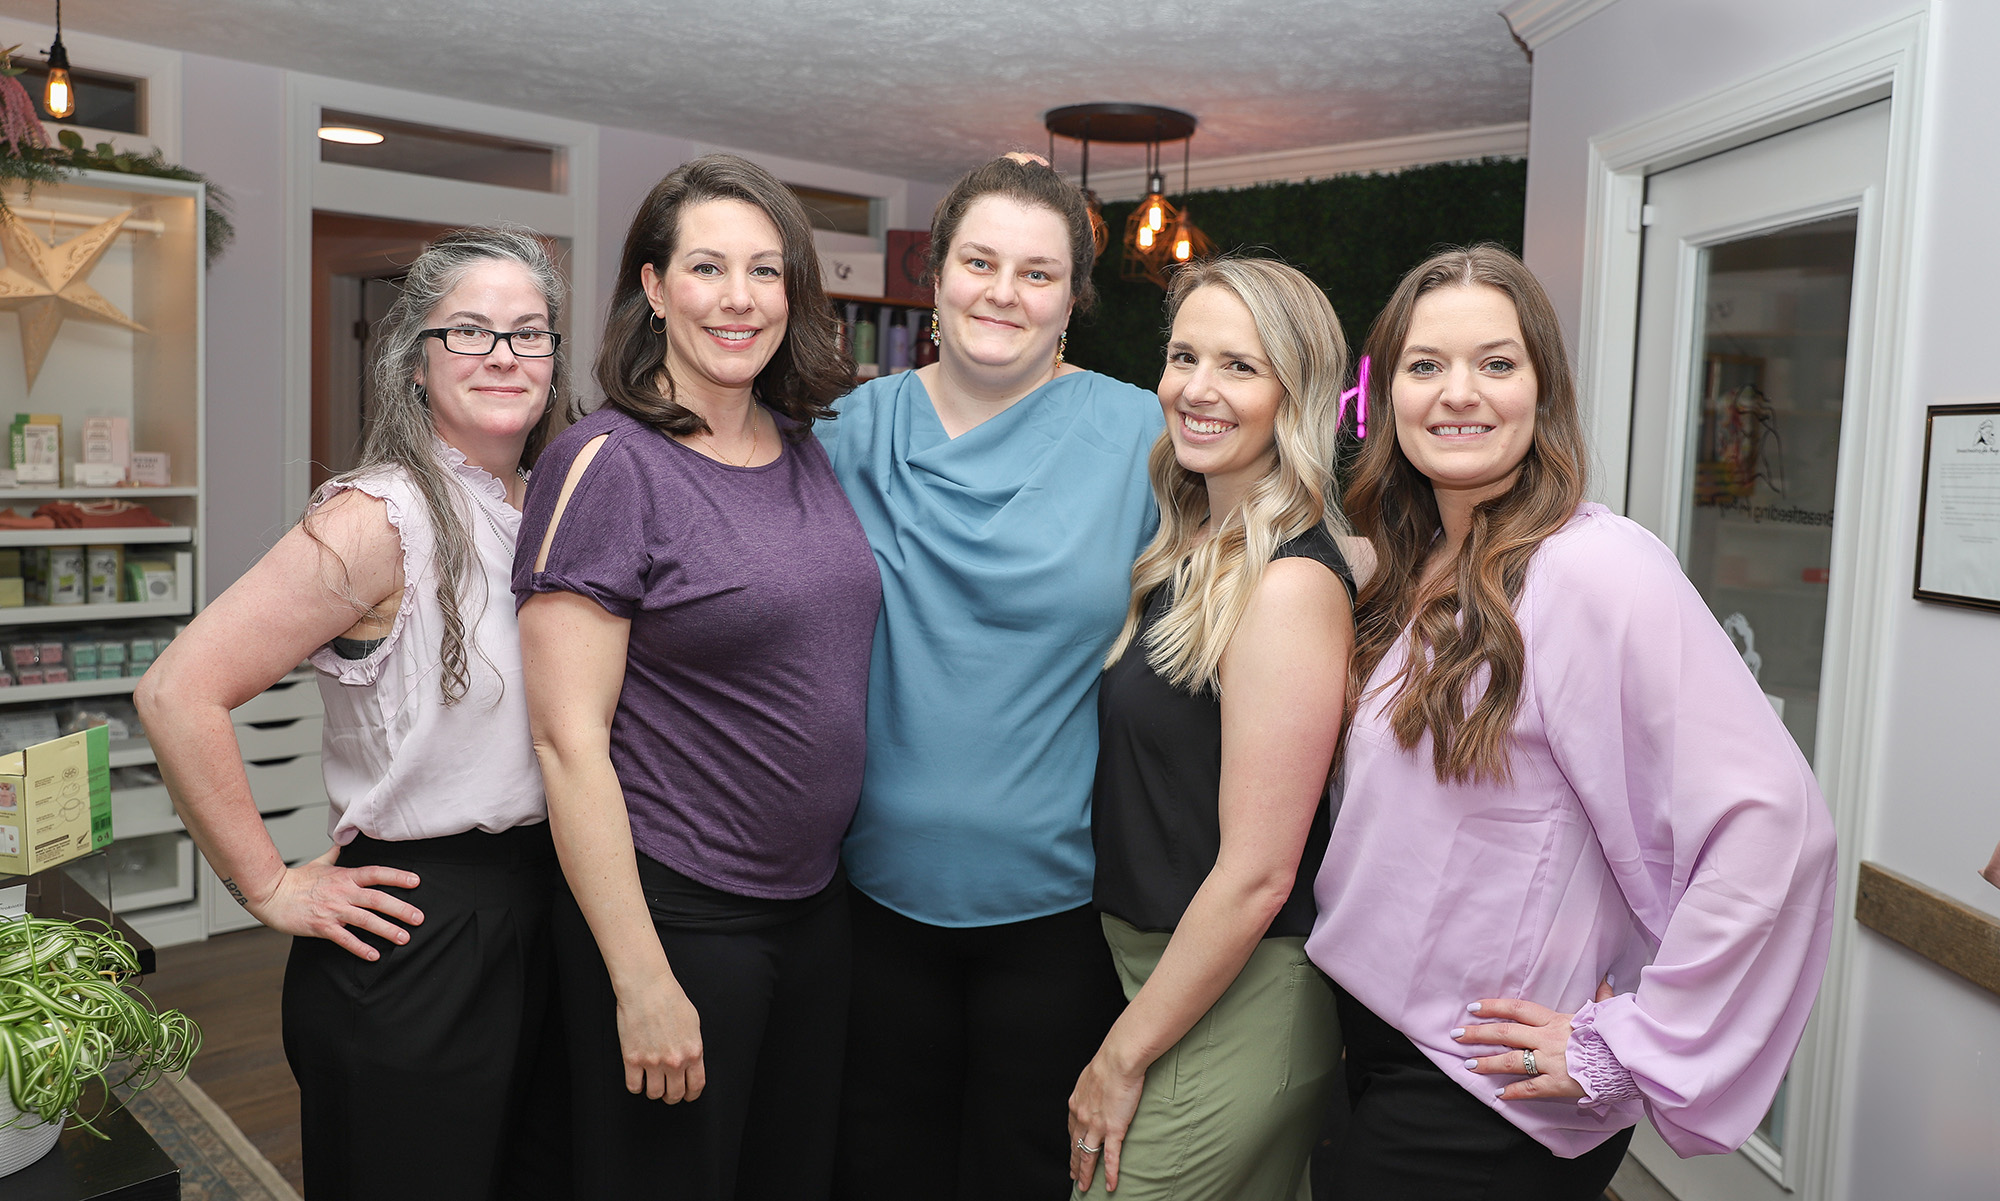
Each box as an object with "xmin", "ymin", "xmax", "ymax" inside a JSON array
[
  {"xmin": 554, "ymin": 880, "xmax": 851, "ymax": 1200},
  {"xmin": 833, "ymin": 891, "xmax": 1127, "ymax": 1201},
  {"xmin": 1326, "ymin": 986, "xmax": 1633, "ymax": 1201},
  {"xmin": 282, "ymin": 823, "xmax": 569, "ymax": 1201}
]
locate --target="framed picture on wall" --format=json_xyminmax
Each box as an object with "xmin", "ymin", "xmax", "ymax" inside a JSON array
[{"xmin": 1914, "ymin": 402, "xmax": 2000, "ymax": 612}]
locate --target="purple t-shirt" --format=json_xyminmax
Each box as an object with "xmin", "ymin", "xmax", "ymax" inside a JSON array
[{"xmin": 512, "ymin": 404, "xmax": 881, "ymax": 899}]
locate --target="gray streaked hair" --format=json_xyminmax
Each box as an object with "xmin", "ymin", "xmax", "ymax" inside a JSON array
[{"xmin": 318, "ymin": 224, "xmax": 567, "ymax": 704}]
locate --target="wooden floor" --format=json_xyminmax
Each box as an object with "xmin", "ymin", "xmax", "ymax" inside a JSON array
[{"xmin": 140, "ymin": 925, "xmax": 305, "ymax": 1195}]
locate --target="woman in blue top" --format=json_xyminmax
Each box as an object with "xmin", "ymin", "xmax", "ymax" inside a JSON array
[{"xmin": 818, "ymin": 154, "xmax": 1163, "ymax": 1200}]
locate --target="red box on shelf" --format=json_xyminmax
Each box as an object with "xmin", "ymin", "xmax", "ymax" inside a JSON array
[{"xmin": 885, "ymin": 230, "xmax": 934, "ymax": 305}]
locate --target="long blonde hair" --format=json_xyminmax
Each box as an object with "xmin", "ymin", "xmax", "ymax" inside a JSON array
[{"xmin": 1106, "ymin": 258, "xmax": 1350, "ymax": 693}]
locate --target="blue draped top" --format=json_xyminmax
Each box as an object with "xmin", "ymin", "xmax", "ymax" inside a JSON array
[{"xmin": 817, "ymin": 368, "xmax": 1163, "ymax": 926}]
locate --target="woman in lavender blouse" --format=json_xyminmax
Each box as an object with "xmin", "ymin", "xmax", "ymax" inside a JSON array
[{"xmin": 1307, "ymin": 245, "xmax": 1837, "ymax": 1198}]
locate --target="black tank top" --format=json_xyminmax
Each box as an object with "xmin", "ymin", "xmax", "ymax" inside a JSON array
[{"xmin": 1091, "ymin": 524, "xmax": 1354, "ymax": 937}]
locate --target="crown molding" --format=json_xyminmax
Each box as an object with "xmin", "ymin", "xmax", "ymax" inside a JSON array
[
  {"xmin": 1077, "ymin": 122, "xmax": 1528, "ymax": 202},
  {"xmin": 1499, "ymin": 0, "xmax": 1624, "ymax": 50}
]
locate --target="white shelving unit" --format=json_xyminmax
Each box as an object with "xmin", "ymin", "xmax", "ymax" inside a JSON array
[{"xmin": 0, "ymin": 170, "xmax": 327, "ymax": 949}]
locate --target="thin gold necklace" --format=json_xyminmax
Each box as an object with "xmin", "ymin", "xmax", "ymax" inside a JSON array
[{"xmin": 694, "ymin": 412, "xmax": 760, "ymax": 466}]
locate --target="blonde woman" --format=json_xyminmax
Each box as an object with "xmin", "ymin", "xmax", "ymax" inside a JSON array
[{"xmin": 1067, "ymin": 259, "xmax": 1354, "ymax": 1199}]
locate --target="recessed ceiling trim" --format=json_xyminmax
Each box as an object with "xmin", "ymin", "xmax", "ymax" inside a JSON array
[
  {"xmin": 1499, "ymin": 0, "xmax": 1623, "ymax": 50},
  {"xmin": 1078, "ymin": 121, "xmax": 1528, "ymax": 202}
]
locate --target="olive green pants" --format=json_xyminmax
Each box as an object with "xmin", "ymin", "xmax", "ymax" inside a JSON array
[{"xmin": 1071, "ymin": 915, "xmax": 1341, "ymax": 1201}]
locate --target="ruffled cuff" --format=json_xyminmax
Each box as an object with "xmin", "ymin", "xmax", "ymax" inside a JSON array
[{"xmin": 1568, "ymin": 1000, "xmax": 1640, "ymax": 1109}]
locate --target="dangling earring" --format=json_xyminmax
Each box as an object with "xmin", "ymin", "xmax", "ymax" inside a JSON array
[
  {"xmin": 650, "ymin": 311, "xmax": 667, "ymax": 335},
  {"xmin": 1055, "ymin": 331, "xmax": 1067, "ymax": 367},
  {"xmin": 929, "ymin": 310, "xmax": 941, "ymax": 346}
]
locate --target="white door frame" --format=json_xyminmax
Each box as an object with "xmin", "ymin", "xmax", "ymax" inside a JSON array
[
  {"xmin": 282, "ymin": 72, "xmax": 599, "ymax": 515},
  {"xmin": 1573, "ymin": 12, "xmax": 1927, "ymax": 1201}
]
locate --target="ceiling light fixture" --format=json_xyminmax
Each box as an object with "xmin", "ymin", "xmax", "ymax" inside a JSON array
[
  {"xmin": 41, "ymin": 0, "xmax": 72, "ymax": 120},
  {"xmin": 317, "ymin": 125, "xmax": 385, "ymax": 145},
  {"xmin": 1044, "ymin": 103, "xmax": 1208, "ymax": 289}
]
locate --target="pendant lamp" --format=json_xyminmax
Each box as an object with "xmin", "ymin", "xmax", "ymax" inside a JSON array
[{"xmin": 42, "ymin": 0, "xmax": 72, "ymax": 120}]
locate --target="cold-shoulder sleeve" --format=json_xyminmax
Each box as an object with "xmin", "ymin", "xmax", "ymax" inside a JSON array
[
  {"xmin": 510, "ymin": 420, "xmax": 653, "ymax": 618},
  {"xmin": 1529, "ymin": 514, "xmax": 1837, "ymax": 1157},
  {"xmin": 305, "ymin": 474, "xmax": 423, "ymax": 686}
]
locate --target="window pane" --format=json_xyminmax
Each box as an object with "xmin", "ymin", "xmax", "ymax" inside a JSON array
[
  {"xmin": 13, "ymin": 61, "xmax": 142, "ymax": 133},
  {"xmin": 318, "ymin": 109, "xmax": 563, "ymax": 193},
  {"xmin": 1683, "ymin": 212, "xmax": 1857, "ymax": 766},
  {"xmin": 788, "ymin": 184, "xmax": 874, "ymax": 236}
]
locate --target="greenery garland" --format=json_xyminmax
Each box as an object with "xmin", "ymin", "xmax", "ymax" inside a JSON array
[
  {"xmin": 0, "ymin": 916, "xmax": 201, "ymax": 1136},
  {"xmin": 0, "ymin": 130, "xmax": 238, "ymax": 266},
  {"xmin": 1067, "ymin": 158, "xmax": 1529, "ymax": 390}
]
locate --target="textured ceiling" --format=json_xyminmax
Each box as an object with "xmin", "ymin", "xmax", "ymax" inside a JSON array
[{"xmin": 4, "ymin": 0, "xmax": 1531, "ymax": 183}]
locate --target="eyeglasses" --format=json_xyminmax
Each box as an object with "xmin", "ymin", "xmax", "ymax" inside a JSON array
[{"xmin": 420, "ymin": 326, "xmax": 562, "ymax": 357}]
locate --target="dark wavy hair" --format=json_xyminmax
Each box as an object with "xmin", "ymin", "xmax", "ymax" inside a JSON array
[
  {"xmin": 1343, "ymin": 244, "xmax": 1588, "ymax": 784},
  {"xmin": 595, "ymin": 153, "xmax": 848, "ymax": 440},
  {"xmin": 925, "ymin": 156, "xmax": 1101, "ymax": 314}
]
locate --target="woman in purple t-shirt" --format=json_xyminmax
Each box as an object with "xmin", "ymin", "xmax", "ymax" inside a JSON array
[{"xmin": 514, "ymin": 155, "xmax": 880, "ymax": 1200}]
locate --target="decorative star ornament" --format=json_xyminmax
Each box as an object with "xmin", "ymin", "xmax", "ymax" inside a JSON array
[{"xmin": 0, "ymin": 208, "xmax": 147, "ymax": 391}]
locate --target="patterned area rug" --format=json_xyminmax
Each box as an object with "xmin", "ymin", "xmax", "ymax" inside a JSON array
[{"xmin": 123, "ymin": 1073, "xmax": 302, "ymax": 1201}]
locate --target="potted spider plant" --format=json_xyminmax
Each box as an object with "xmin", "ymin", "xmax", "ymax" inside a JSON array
[{"xmin": 0, "ymin": 915, "xmax": 200, "ymax": 1176}]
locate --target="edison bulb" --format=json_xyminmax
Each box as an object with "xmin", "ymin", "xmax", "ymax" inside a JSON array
[
  {"xmin": 44, "ymin": 68, "xmax": 73, "ymax": 120},
  {"xmin": 1173, "ymin": 237, "xmax": 1191, "ymax": 261},
  {"xmin": 1137, "ymin": 225, "xmax": 1155, "ymax": 250},
  {"xmin": 1146, "ymin": 202, "xmax": 1164, "ymax": 232}
]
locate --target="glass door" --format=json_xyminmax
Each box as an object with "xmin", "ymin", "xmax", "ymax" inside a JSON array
[{"xmin": 1623, "ymin": 100, "xmax": 1889, "ymax": 1199}]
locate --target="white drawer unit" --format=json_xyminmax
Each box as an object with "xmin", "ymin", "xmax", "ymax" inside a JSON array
[
  {"xmin": 245, "ymin": 754, "xmax": 327, "ymax": 815},
  {"xmin": 266, "ymin": 803, "xmax": 333, "ymax": 864},
  {"xmin": 111, "ymin": 784, "xmax": 179, "ymax": 840},
  {"xmin": 236, "ymin": 715, "xmax": 324, "ymax": 761},
  {"xmin": 230, "ymin": 673, "xmax": 324, "ymax": 724},
  {"xmin": 100, "ymin": 830, "xmax": 196, "ymax": 913}
]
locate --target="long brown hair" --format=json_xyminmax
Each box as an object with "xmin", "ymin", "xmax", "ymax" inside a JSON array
[
  {"xmin": 1344, "ymin": 244, "xmax": 1588, "ymax": 783},
  {"xmin": 1106, "ymin": 258, "xmax": 1348, "ymax": 693},
  {"xmin": 315, "ymin": 225, "xmax": 567, "ymax": 705},
  {"xmin": 926, "ymin": 155, "xmax": 1101, "ymax": 314},
  {"xmin": 595, "ymin": 153, "xmax": 848, "ymax": 439}
]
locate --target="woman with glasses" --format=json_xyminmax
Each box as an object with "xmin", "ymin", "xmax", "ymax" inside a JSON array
[
  {"xmin": 515, "ymin": 154, "xmax": 878, "ymax": 1201},
  {"xmin": 139, "ymin": 226, "xmax": 572, "ymax": 1201}
]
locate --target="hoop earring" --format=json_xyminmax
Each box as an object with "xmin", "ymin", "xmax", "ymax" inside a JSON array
[
  {"xmin": 1055, "ymin": 331, "xmax": 1067, "ymax": 367},
  {"xmin": 650, "ymin": 311, "xmax": 667, "ymax": 335},
  {"xmin": 929, "ymin": 310, "xmax": 941, "ymax": 346}
]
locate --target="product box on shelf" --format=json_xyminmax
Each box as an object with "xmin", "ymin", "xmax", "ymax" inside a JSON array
[
  {"xmin": 818, "ymin": 250, "xmax": 885, "ymax": 299},
  {"xmin": 8, "ymin": 414, "xmax": 61, "ymax": 485},
  {"xmin": 0, "ymin": 724, "xmax": 112, "ymax": 876}
]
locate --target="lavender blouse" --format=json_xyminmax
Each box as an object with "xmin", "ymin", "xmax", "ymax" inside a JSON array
[{"xmin": 1307, "ymin": 504, "xmax": 1837, "ymax": 1158}]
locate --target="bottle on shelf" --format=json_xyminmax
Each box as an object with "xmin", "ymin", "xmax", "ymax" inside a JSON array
[
  {"xmin": 853, "ymin": 306, "xmax": 879, "ymax": 379},
  {"xmin": 885, "ymin": 310, "xmax": 913, "ymax": 375}
]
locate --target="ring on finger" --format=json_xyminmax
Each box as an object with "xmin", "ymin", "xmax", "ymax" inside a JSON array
[
  {"xmin": 1076, "ymin": 1137, "xmax": 1102, "ymax": 1154},
  {"xmin": 1522, "ymin": 1048, "xmax": 1539, "ymax": 1076}
]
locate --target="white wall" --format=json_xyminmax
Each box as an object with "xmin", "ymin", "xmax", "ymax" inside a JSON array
[
  {"xmin": 144, "ymin": 49, "xmax": 943, "ymax": 584},
  {"xmin": 1521, "ymin": 1, "xmax": 2000, "ymax": 1197},
  {"xmin": 180, "ymin": 53, "xmax": 291, "ymax": 592}
]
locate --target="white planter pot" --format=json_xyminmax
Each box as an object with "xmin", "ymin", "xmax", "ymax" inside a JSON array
[{"xmin": 0, "ymin": 1088, "xmax": 63, "ymax": 1177}]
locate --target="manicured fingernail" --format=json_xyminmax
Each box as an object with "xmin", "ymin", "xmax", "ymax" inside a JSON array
[
  {"xmin": 1464, "ymin": 1058, "xmax": 1479, "ymax": 1070},
  {"xmin": 1607, "ymin": 973, "xmax": 1616, "ymax": 987},
  {"xmin": 1451, "ymin": 1028, "xmax": 1466, "ymax": 1039},
  {"xmin": 1495, "ymin": 1089, "xmax": 1506, "ymax": 1099},
  {"xmin": 1466, "ymin": 1002, "xmax": 1482, "ymax": 1013}
]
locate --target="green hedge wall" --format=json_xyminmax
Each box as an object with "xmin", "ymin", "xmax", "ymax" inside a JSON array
[{"xmin": 1066, "ymin": 158, "xmax": 1528, "ymax": 390}]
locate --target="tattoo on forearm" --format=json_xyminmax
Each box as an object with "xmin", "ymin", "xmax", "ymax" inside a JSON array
[{"xmin": 222, "ymin": 878, "xmax": 249, "ymax": 908}]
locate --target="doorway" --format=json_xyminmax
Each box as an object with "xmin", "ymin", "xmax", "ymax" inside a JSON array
[
  {"xmin": 1622, "ymin": 100, "xmax": 1890, "ymax": 1199},
  {"xmin": 311, "ymin": 212, "xmax": 459, "ymax": 491}
]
